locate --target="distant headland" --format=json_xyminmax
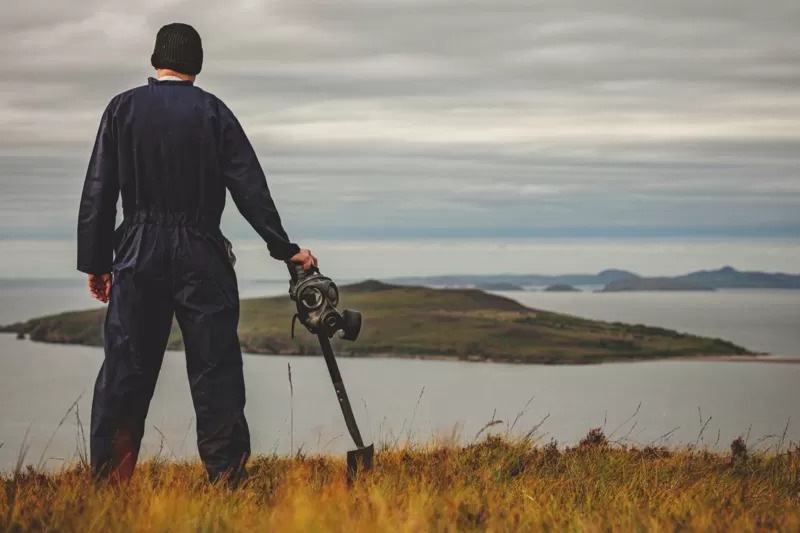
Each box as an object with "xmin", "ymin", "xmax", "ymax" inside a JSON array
[{"xmin": 385, "ymin": 266, "xmax": 800, "ymax": 291}]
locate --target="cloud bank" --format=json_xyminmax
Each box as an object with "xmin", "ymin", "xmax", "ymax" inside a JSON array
[{"xmin": 1, "ymin": 0, "xmax": 798, "ymax": 240}]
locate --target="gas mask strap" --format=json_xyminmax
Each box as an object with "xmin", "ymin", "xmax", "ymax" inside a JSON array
[{"xmin": 290, "ymin": 313, "xmax": 299, "ymax": 339}]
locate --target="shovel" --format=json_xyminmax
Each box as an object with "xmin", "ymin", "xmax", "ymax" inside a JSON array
[
  {"xmin": 317, "ymin": 331, "xmax": 374, "ymax": 483},
  {"xmin": 287, "ymin": 262, "xmax": 373, "ymax": 482}
]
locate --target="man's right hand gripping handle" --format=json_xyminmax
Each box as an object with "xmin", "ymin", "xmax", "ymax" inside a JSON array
[
  {"xmin": 287, "ymin": 248, "xmax": 318, "ymax": 273},
  {"xmin": 287, "ymin": 260, "xmax": 317, "ymax": 285}
]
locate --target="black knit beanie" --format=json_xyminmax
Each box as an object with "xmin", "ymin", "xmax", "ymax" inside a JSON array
[{"xmin": 151, "ymin": 23, "xmax": 203, "ymax": 75}]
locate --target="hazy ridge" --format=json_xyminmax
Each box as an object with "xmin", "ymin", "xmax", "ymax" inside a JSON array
[{"xmin": 386, "ymin": 266, "xmax": 800, "ymax": 291}]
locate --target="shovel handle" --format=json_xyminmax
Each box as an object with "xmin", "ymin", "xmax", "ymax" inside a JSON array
[{"xmin": 318, "ymin": 332, "xmax": 366, "ymax": 449}]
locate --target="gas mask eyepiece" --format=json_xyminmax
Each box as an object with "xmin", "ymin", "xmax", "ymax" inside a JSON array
[{"xmin": 288, "ymin": 264, "xmax": 362, "ymax": 341}]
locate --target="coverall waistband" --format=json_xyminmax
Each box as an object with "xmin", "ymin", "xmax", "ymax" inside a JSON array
[{"xmin": 124, "ymin": 210, "xmax": 221, "ymax": 228}]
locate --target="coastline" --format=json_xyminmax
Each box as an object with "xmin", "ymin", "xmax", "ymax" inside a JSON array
[
  {"xmin": 346, "ymin": 351, "xmax": 800, "ymax": 365},
  {"xmin": 677, "ymin": 354, "xmax": 800, "ymax": 364},
  {"xmin": 5, "ymin": 334, "xmax": 795, "ymax": 366}
]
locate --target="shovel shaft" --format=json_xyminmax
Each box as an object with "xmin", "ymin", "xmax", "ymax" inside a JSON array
[{"xmin": 318, "ymin": 332, "xmax": 366, "ymax": 449}]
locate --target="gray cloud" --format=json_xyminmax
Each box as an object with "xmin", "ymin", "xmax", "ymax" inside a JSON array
[{"xmin": 1, "ymin": 0, "xmax": 799, "ymax": 241}]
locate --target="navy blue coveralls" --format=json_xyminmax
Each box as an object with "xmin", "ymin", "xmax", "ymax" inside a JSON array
[{"xmin": 77, "ymin": 77, "xmax": 300, "ymax": 482}]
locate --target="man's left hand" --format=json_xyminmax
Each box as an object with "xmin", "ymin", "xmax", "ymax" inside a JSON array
[{"xmin": 88, "ymin": 273, "xmax": 112, "ymax": 303}]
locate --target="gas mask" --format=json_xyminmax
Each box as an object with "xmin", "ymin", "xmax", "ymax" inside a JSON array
[{"xmin": 288, "ymin": 263, "xmax": 362, "ymax": 341}]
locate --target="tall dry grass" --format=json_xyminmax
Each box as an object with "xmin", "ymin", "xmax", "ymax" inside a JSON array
[{"xmin": 2, "ymin": 430, "xmax": 799, "ymax": 532}]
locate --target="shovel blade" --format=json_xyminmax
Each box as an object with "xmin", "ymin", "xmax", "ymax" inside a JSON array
[{"xmin": 346, "ymin": 444, "xmax": 374, "ymax": 484}]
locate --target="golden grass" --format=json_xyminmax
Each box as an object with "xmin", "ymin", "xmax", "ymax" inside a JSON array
[{"xmin": 2, "ymin": 434, "xmax": 799, "ymax": 532}]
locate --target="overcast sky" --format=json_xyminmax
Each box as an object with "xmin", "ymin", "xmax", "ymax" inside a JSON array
[{"xmin": 1, "ymin": 0, "xmax": 799, "ymax": 244}]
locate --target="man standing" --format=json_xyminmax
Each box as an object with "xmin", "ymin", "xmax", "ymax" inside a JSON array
[{"xmin": 77, "ymin": 23, "xmax": 316, "ymax": 485}]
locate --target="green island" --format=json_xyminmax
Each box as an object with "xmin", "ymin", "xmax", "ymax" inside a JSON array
[{"xmin": 1, "ymin": 280, "xmax": 750, "ymax": 364}]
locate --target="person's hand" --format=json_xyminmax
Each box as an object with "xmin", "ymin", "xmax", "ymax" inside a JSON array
[
  {"xmin": 289, "ymin": 248, "xmax": 318, "ymax": 272},
  {"xmin": 88, "ymin": 273, "xmax": 112, "ymax": 303}
]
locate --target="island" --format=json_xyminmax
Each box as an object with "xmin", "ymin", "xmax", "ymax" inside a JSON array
[
  {"xmin": 387, "ymin": 269, "xmax": 638, "ymax": 287},
  {"xmin": 386, "ymin": 266, "xmax": 800, "ymax": 289},
  {"xmin": 474, "ymin": 282, "xmax": 525, "ymax": 291},
  {"xmin": 1, "ymin": 280, "xmax": 749, "ymax": 364},
  {"xmin": 543, "ymin": 284, "xmax": 581, "ymax": 292},
  {"xmin": 676, "ymin": 266, "xmax": 800, "ymax": 289},
  {"xmin": 601, "ymin": 278, "xmax": 715, "ymax": 292}
]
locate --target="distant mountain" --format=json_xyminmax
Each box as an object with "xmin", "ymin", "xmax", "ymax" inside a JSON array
[
  {"xmin": 594, "ymin": 269, "xmax": 641, "ymax": 284},
  {"xmin": 386, "ymin": 270, "xmax": 638, "ymax": 287},
  {"xmin": 386, "ymin": 267, "xmax": 800, "ymax": 290},
  {"xmin": 676, "ymin": 266, "xmax": 800, "ymax": 289},
  {"xmin": 601, "ymin": 278, "xmax": 714, "ymax": 292}
]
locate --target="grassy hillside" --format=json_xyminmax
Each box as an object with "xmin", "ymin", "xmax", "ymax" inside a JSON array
[
  {"xmin": 2, "ymin": 281, "xmax": 750, "ymax": 364},
  {"xmin": 2, "ymin": 434, "xmax": 798, "ymax": 532}
]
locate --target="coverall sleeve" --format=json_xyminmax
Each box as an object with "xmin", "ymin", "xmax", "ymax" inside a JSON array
[
  {"xmin": 77, "ymin": 101, "xmax": 120, "ymax": 275},
  {"xmin": 219, "ymin": 103, "xmax": 300, "ymax": 261}
]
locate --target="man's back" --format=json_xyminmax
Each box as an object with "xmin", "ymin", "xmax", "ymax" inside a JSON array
[
  {"xmin": 78, "ymin": 77, "xmax": 300, "ymax": 276},
  {"xmin": 112, "ymin": 79, "xmax": 226, "ymax": 219}
]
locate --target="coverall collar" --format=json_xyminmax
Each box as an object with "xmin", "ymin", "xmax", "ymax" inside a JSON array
[{"xmin": 147, "ymin": 76, "xmax": 194, "ymax": 86}]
